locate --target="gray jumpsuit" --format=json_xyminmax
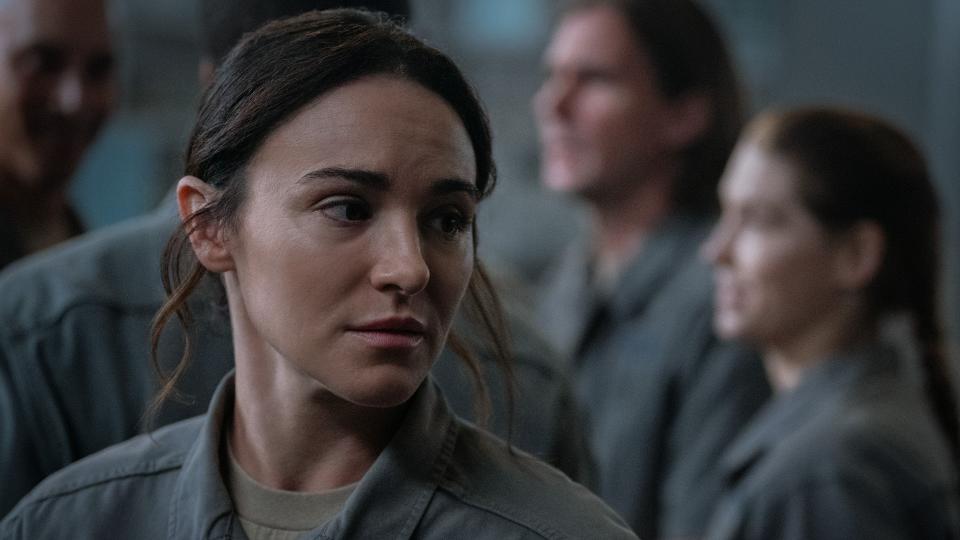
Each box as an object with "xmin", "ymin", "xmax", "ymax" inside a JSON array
[
  {"xmin": 706, "ymin": 344, "xmax": 960, "ymax": 540},
  {"xmin": 537, "ymin": 214, "xmax": 771, "ymax": 539},
  {"xmin": 2, "ymin": 375, "xmax": 637, "ymax": 540}
]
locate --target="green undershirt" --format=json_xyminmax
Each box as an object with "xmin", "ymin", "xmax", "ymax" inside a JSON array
[{"xmin": 226, "ymin": 445, "xmax": 357, "ymax": 540}]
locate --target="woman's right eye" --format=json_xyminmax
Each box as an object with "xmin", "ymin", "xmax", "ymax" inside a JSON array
[
  {"xmin": 317, "ymin": 197, "xmax": 372, "ymax": 223},
  {"xmin": 742, "ymin": 206, "xmax": 784, "ymax": 229}
]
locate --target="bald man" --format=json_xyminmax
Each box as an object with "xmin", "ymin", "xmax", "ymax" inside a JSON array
[{"xmin": 0, "ymin": 0, "xmax": 115, "ymax": 269}]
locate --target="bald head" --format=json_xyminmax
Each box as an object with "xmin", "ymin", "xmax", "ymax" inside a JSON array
[{"xmin": 0, "ymin": 0, "xmax": 115, "ymax": 190}]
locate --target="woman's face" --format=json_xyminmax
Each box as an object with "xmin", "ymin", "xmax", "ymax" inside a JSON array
[
  {"xmin": 702, "ymin": 140, "xmax": 848, "ymax": 349},
  {"xmin": 222, "ymin": 75, "xmax": 477, "ymax": 408}
]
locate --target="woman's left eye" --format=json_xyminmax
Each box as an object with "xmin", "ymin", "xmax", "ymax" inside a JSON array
[{"xmin": 427, "ymin": 208, "xmax": 473, "ymax": 239}]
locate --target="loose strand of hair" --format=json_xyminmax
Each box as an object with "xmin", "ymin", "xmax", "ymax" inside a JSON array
[
  {"xmin": 446, "ymin": 331, "xmax": 491, "ymax": 427},
  {"xmin": 465, "ymin": 262, "xmax": 516, "ymax": 447},
  {"xmin": 142, "ymin": 219, "xmax": 210, "ymax": 431}
]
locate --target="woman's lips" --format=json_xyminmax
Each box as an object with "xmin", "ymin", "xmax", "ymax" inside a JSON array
[
  {"xmin": 348, "ymin": 329, "xmax": 424, "ymax": 349},
  {"xmin": 713, "ymin": 276, "xmax": 741, "ymax": 311},
  {"xmin": 347, "ymin": 317, "xmax": 427, "ymax": 350}
]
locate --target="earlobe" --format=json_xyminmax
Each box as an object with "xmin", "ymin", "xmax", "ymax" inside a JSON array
[
  {"xmin": 197, "ymin": 58, "xmax": 215, "ymax": 90},
  {"xmin": 176, "ymin": 176, "xmax": 235, "ymax": 272},
  {"xmin": 664, "ymin": 92, "xmax": 712, "ymax": 149},
  {"xmin": 835, "ymin": 221, "xmax": 885, "ymax": 290}
]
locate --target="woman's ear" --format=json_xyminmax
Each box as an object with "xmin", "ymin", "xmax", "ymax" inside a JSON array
[
  {"xmin": 663, "ymin": 91, "xmax": 712, "ymax": 150},
  {"xmin": 834, "ymin": 221, "xmax": 885, "ymax": 291},
  {"xmin": 197, "ymin": 58, "xmax": 215, "ymax": 90},
  {"xmin": 177, "ymin": 176, "xmax": 235, "ymax": 272}
]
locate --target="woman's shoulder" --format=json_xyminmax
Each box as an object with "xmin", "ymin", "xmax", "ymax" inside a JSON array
[
  {"xmin": 1, "ymin": 416, "xmax": 202, "ymax": 538},
  {"xmin": 435, "ymin": 421, "xmax": 637, "ymax": 539},
  {"xmin": 833, "ymin": 378, "xmax": 956, "ymax": 487},
  {"xmin": 711, "ymin": 390, "xmax": 960, "ymax": 539},
  {"xmin": 770, "ymin": 380, "xmax": 949, "ymax": 486},
  {"xmin": 738, "ymin": 379, "xmax": 958, "ymax": 520}
]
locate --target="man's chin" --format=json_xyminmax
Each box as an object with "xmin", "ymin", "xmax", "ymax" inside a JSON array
[
  {"xmin": 18, "ymin": 159, "xmax": 78, "ymax": 193},
  {"xmin": 542, "ymin": 167, "xmax": 592, "ymax": 194},
  {"xmin": 36, "ymin": 144, "xmax": 86, "ymax": 181}
]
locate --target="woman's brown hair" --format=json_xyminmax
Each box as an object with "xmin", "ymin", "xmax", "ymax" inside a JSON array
[
  {"xmin": 748, "ymin": 107, "xmax": 960, "ymax": 464},
  {"xmin": 148, "ymin": 8, "xmax": 512, "ymax": 426}
]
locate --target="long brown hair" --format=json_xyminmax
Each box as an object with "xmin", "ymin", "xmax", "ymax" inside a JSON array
[
  {"xmin": 748, "ymin": 107, "xmax": 960, "ymax": 464},
  {"xmin": 149, "ymin": 9, "xmax": 512, "ymax": 425}
]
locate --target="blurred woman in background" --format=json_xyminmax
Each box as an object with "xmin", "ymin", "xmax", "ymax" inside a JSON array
[{"xmin": 702, "ymin": 107, "xmax": 960, "ymax": 539}]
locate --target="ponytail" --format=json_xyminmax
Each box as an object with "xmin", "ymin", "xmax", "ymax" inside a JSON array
[{"xmin": 912, "ymin": 297, "xmax": 960, "ymax": 465}]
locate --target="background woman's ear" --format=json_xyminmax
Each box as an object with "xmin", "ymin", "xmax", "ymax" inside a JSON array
[
  {"xmin": 834, "ymin": 221, "xmax": 886, "ymax": 291},
  {"xmin": 177, "ymin": 176, "xmax": 235, "ymax": 272},
  {"xmin": 663, "ymin": 92, "xmax": 712, "ymax": 149}
]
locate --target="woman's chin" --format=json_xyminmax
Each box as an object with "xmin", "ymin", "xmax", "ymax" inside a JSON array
[
  {"xmin": 714, "ymin": 311, "xmax": 748, "ymax": 342},
  {"xmin": 338, "ymin": 369, "xmax": 429, "ymax": 409}
]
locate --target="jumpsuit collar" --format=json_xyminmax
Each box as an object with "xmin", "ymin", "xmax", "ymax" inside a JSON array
[
  {"xmin": 719, "ymin": 342, "xmax": 898, "ymax": 483},
  {"xmin": 168, "ymin": 372, "xmax": 459, "ymax": 539}
]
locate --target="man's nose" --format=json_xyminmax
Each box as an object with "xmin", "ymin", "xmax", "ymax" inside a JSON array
[
  {"xmin": 534, "ymin": 76, "xmax": 575, "ymax": 121},
  {"xmin": 53, "ymin": 72, "xmax": 84, "ymax": 115}
]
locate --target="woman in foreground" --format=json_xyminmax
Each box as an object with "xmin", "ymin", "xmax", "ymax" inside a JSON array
[
  {"xmin": 702, "ymin": 107, "xmax": 960, "ymax": 539},
  {"xmin": 1, "ymin": 10, "xmax": 635, "ymax": 539}
]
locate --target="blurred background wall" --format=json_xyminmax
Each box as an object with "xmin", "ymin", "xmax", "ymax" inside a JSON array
[{"xmin": 70, "ymin": 0, "xmax": 960, "ymax": 337}]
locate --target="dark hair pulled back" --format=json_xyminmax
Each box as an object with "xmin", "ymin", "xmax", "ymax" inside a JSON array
[
  {"xmin": 197, "ymin": 0, "xmax": 412, "ymax": 65},
  {"xmin": 150, "ymin": 9, "xmax": 510, "ymax": 423},
  {"xmin": 748, "ymin": 107, "xmax": 960, "ymax": 465}
]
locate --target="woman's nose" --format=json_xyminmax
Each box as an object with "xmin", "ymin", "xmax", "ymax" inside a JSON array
[
  {"xmin": 701, "ymin": 220, "xmax": 732, "ymax": 266},
  {"xmin": 369, "ymin": 224, "xmax": 430, "ymax": 297}
]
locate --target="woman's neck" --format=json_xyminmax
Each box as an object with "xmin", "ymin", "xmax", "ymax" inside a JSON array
[
  {"xmin": 763, "ymin": 307, "xmax": 875, "ymax": 393},
  {"xmin": 229, "ymin": 362, "xmax": 406, "ymax": 492},
  {"xmin": 220, "ymin": 271, "xmax": 408, "ymax": 493}
]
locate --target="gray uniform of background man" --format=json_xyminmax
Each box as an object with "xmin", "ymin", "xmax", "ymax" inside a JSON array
[
  {"xmin": 533, "ymin": 0, "xmax": 770, "ymax": 537},
  {"xmin": 0, "ymin": 0, "xmax": 587, "ymax": 516}
]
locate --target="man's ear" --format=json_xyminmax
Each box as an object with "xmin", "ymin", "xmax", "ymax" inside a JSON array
[
  {"xmin": 833, "ymin": 221, "xmax": 885, "ymax": 291},
  {"xmin": 197, "ymin": 58, "xmax": 215, "ymax": 90},
  {"xmin": 663, "ymin": 92, "xmax": 712, "ymax": 149},
  {"xmin": 177, "ymin": 176, "xmax": 235, "ymax": 272}
]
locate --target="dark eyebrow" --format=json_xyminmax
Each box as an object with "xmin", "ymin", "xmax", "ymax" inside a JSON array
[
  {"xmin": 298, "ymin": 167, "xmax": 479, "ymax": 200},
  {"xmin": 431, "ymin": 178, "xmax": 480, "ymax": 200},
  {"xmin": 298, "ymin": 167, "xmax": 388, "ymax": 189}
]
